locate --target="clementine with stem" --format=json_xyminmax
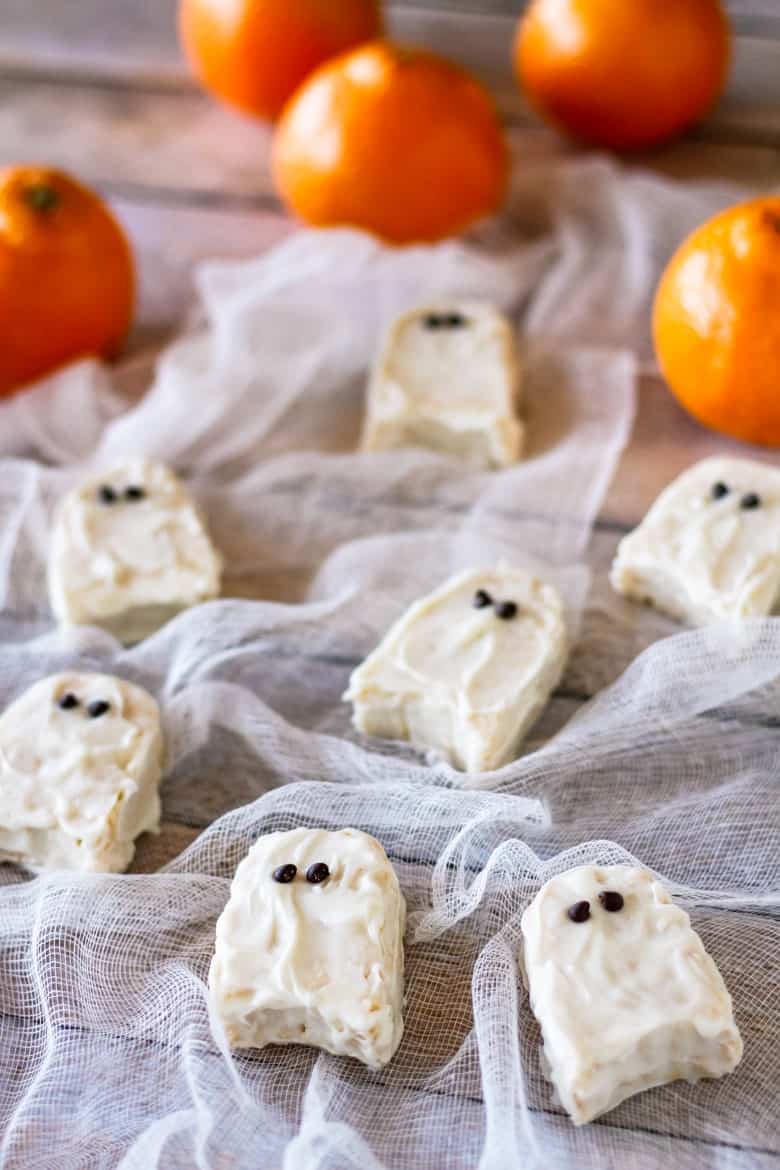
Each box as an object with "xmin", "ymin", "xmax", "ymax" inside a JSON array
[{"xmin": 0, "ymin": 166, "xmax": 134, "ymax": 398}]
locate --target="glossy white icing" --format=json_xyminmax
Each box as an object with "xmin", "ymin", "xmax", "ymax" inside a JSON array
[
  {"xmin": 209, "ymin": 827, "xmax": 406, "ymax": 1069},
  {"xmin": 611, "ymin": 456, "xmax": 780, "ymax": 624},
  {"xmin": 361, "ymin": 302, "xmax": 523, "ymax": 469},
  {"xmin": 0, "ymin": 672, "xmax": 164, "ymax": 873},
  {"xmin": 344, "ymin": 567, "xmax": 568, "ymax": 773},
  {"xmin": 49, "ymin": 457, "xmax": 222, "ymax": 643},
  {"xmin": 521, "ymin": 864, "xmax": 743, "ymax": 1125}
]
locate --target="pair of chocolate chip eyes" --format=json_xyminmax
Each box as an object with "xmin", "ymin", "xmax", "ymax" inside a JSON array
[
  {"xmin": 423, "ymin": 313, "xmax": 468, "ymax": 330},
  {"xmin": 473, "ymin": 590, "xmax": 517, "ymax": 620},
  {"xmin": 98, "ymin": 484, "xmax": 146, "ymax": 505},
  {"xmin": 710, "ymin": 482, "xmax": 761, "ymax": 509},
  {"xmin": 57, "ymin": 694, "xmax": 110, "ymax": 719},
  {"xmin": 567, "ymin": 890, "xmax": 624, "ymax": 922},
  {"xmin": 272, "ymin": 862, "xmax": 330, "ymax": 885}
]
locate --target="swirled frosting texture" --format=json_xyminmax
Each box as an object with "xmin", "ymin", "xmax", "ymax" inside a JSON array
[
  {"xmin": 0, "ymin": 672, "xmax": 164, "ymax": 873},
  {"xmin": 209, "ymin": 827, "xmax": 406, "ymax": 1069},
  {"xmin": 611, "ymin": 456, "xmax": 780, "ymax": 624},
  {"xmin": 361, "ymin": 302, "xmax": 523, "ymax": 469},
  {"xmin": 521, "ymin": 865, "xmax": 743, "ymax": 1125},
  {"xmin": 48, "ymin": 457, "xmax": 222, "ymax": 644},
  {"xmin": 344, "ymin": 567, "xmax": 568, "ymax": 773}
]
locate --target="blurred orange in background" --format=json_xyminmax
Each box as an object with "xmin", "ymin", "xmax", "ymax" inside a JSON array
[
  {"xmin": 0, "ymin": 166, "xmax": 134, "ymax": 399},
  {"xmin": 179, "ymin": 0, "xmax": 383, "ymax": 121},
  {"xmin": 515, "ymin": 0, "xmax": 730, "ymax": 150},
  {"xmin": 654, "ymin": 197, "xmax": 780, "ymax": 446},
  {"xmin": 272, "ymin": 41, "xmax": 508, "ymax": 244}
]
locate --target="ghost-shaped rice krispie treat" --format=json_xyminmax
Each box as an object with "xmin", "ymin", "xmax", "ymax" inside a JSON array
[
  {"xmin": 611, "ymin": 456, "xmax": 780, "ymax": 624},
  {"xmin": 361, "ymin": 303, "xmax": 523, "ymax": 470},
  {"xmin": 209, "ymin": 828, "xmax": 406, "ymax": 1069},
  {"xmin": 0, "ymin": 672, "xmax": 164, "ymax": 873},
  {"xmin": 521, "ymin": 865, "xmax": 743, "ymax": 1125},
  {"xmin": 49, "ymin": 457, "xmax": 222, "ymax": 644},
  {"xmin": 343, "ymin": 567, "xmax": 568, "ymax": 773}
]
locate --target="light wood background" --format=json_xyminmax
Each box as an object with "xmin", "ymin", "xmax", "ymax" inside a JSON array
[
  {"xmin": 1, "ymin": 0, "xmax": 777, "ymax": 359},
  {"xmin": 0, "ymin": 1, "xmax": 779, "ymax": 868}
]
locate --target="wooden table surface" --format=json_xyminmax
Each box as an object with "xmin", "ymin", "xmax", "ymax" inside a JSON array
[{"xmin": 0, "ymin": 0, "xmax": 779, "ymax": 865}]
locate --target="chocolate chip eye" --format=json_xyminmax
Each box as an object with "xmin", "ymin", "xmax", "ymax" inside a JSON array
[
  {"xmin": 494, "ymin": 600, "xmax": 518, "ymax": 620},
  {"xmin": 599, "ymin": 890, "xmax": 624, "ymax": 912},
  {"xmin": 740, "ymin": 492, "xmax": 761, "ymax": 510},
  {"xmin": 423, "ymin": 314, "xmax": 442, "ymax": 329},
  {"xmin": 473, "ymin": 589, "xmax": 493, "ymax": 609},
  {"xmin": 710, "ymin": 481, "xmax": 729, "ymax": 500},
  {"xmin": 444, "ymin": 312, "xmax": 467, "ymax": 328},
  {"xmin": 306, "ymin": 862, "xmax": 330, "ymax": 884},
  {"xmin": 567, "ymin": 900, "xmax": 590, "ymax": 923},
  {"xmin": 272, "ymin": 863, "xmax": 297, "ymax": 884},
  {"xmin": 98, "ymin": 485, "xmax": 117, "ymax": 505},
  {"xmin": 124, "ymin": 485, "xmax": 146, "ymax": 501},
  {"xmin": 57, "ymin": 693, "xmax": 79, "ymax": 710},
  {"xmin": 87, "ymin": 700, "xmax": 110, "ymax": 719}
]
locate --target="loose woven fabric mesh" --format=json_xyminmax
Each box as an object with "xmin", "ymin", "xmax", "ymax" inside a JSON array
[{"xmin": 0, "ymin": 157, "xmax": 777, "ymax": 1169}]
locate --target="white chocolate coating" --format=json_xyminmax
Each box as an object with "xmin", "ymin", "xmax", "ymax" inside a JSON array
[
  {"xmin": 49, "ymin": 458, "xmax": 222, "ymax": 644},
  {"xmin": 361, "ymin": 303, "xmax": 523, "ymax": 469},
  {"xmin": 209, "ymin": 828, "xmax": 406, "ymax": 1069},
  {"xmin": 521, "ymin": 865, "xmax": 743, "ymax": 1125},
  {"xmin": 344, "ymin": 567, "xmax": 567, "ymax": 773},
  {"xmin": 0, "ymin": 672, "xmax": 164, "ymax": 873},
  {"xmin": 611, "ymin": 456, "xmax": 780, "ymax": 625}
]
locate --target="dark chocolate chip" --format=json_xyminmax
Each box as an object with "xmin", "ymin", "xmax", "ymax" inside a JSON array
[
  {"xmin": 740, "ymin": 492, "xmax": 761, "ymax": 510},
  {"xmin": 494, "ymin": 601, "xmax": 518, "ymax": 620},
  {"xmin": 125, "ymin": 485, "xmax": 146, "ymax": 501},
  {"xmin": 306, "ymin": 862, "xmax": 330, "ymax": 885},
  {"xmin": 473, "ymin": 589, "xmax": 493, "ymax": 609},
  {"xmin": 272, "ymin": 863, "xmax": 297, "ymax": 884},
  {"xmin": 599, "ymin": 890, "xmax": 624, "ymax": 913},
  {"xmin": 87, "ymin": 700, "xmax": 110, "ymax": 719},
  {"xmin": 57, "ymin": 693, "xmax": 79, "ymax": 710},
  {"xmin": 423, "ymin": 314, "xmax": 442, "ymax": 329},
  {"xmin": 98, "ymin": 485, "xmax": 117, "ymax": 504},
  {"xmin": 567, "ymin": 900, "xmax": 590, "ymax": 923},
  {"xmin": 444, "ymin": 312, "xmax": 466, "ymax": 328},
  {"xmin": 710, "ymin": 482, "xmax": 729, "ymax": 500}
]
